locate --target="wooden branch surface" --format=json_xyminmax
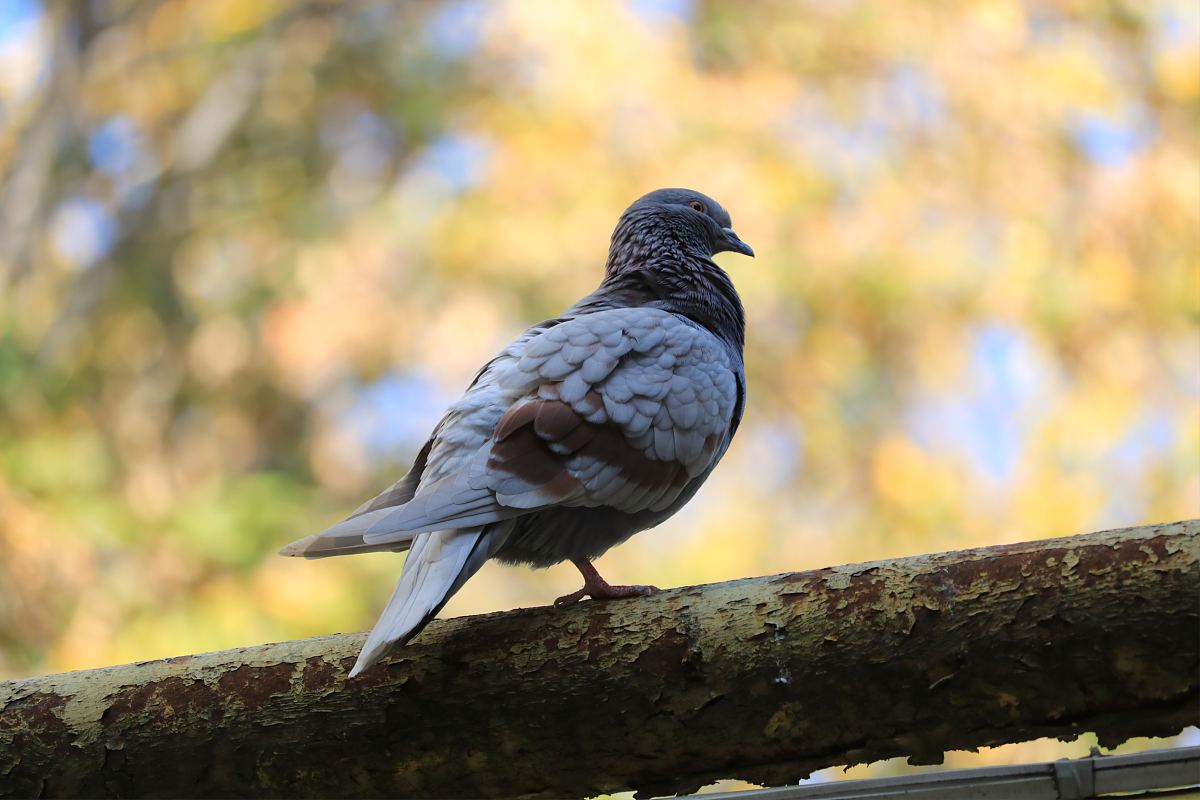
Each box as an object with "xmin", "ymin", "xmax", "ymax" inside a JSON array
[{"xmin": 2, "ymin": 520, "xmax": 1196, "ymax": 798}]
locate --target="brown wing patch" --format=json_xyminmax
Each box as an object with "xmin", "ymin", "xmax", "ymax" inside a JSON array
[
  {"xmin": 488, "ymin": 394, "xmax": 691, "ymax": 507},
  {"xmin": 490, "ymin": 400, "xmax": 581, "ymax": 500}
]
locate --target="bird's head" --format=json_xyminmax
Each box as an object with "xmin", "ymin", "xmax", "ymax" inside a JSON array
[{"xmin": 610, "ymin": 188, "xmax": 755, "ymax": 268}]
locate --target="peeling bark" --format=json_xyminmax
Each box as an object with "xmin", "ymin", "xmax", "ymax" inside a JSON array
[{"xmin": 1, "ymin": 520, "xmax": 1196, "ymax": 799}]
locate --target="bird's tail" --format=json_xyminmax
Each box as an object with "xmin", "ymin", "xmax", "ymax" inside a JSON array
[{"xmin": 349, "ymin": 525, "xmax": 500, "ymax": 678}]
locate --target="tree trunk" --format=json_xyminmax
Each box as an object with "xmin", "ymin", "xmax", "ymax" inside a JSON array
[{"xmin": 1, "ymin": 520, "xmax": 1196, "ymax": 799}]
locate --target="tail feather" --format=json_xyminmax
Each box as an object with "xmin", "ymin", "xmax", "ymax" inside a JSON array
[
  {"xmin": 278, "ymin": 508, "xmax": 416, "ymax": 559},
  {"xmin": 349, "ymin": 526, "xmax": 498, "ymax": 677}
]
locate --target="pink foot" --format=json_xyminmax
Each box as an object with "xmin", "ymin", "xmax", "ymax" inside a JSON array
[{"xmin": 554, "ymin": 559, "xmax": 660, "ymax": 607}]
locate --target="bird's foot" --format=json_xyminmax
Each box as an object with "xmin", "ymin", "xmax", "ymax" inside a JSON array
[
  {"xmin": 554, "ymin": 559, "xmax": 660, "ymax": 606},
  {"xmin": 553, "ymin": 582, "xmax": 660, "ymax": 607}
]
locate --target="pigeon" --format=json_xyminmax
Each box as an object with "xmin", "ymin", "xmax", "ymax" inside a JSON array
[{"xmin": 279, "ymin": 188, "xmax": 754, "ymax": 677}]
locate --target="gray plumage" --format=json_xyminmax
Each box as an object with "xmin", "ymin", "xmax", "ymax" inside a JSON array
[{"xmin": 279, "ymin": 188, "xmax": 754, "ymax": 676}]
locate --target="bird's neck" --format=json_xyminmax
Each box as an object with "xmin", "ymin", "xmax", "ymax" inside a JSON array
[
  {"xmin": 580, "ymin": 208, "xmax": 746, "ymax": 352},
  {"xmin": 583, "ymin": 257, "xmax": 746, "ymax": 354},
  {"xmin": 602, "ymin": 208, "xmax": 705, "ymax": 276}
]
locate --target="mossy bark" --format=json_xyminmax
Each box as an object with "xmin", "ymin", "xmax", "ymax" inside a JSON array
[{"xmin": 1, "ymin": 520, "xmax": 1196, "ymax": 798}]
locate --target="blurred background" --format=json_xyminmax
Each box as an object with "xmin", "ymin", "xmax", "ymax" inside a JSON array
[{"xmin": 0, "ymin": 0, "xmax": 1196, "ymax": 790}]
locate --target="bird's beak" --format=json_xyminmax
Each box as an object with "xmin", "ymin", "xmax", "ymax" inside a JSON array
[{"xmin": 718, "ymin": 228, "xmax": 755, "ymax": 258}]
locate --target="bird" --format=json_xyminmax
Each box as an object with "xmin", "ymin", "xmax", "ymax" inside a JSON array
[{"xmin": 279, "ymin": 188, "xmax": 754, "ymax": 677}]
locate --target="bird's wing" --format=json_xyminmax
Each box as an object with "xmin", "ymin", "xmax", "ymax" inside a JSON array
[
  {"xmin": 362, "ymin": 307, "xmax": 740, "ymax": 543},
  {"xmin": 278, "ymin": 326, "xmax": 553, "ymax": 558},
  {"xmin": 276, "ymin": 507, "xmax": 416, "ymax": 559}
]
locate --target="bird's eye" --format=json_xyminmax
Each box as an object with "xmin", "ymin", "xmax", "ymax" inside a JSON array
[{"xmin": 689, "ymin": 200, "xmax": 706, "ymax": 213}]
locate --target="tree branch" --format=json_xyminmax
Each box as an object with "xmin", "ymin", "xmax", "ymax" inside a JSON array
[{"xmin": 1, "ymin": 520, "xmax": 1196, "ymax": 799}]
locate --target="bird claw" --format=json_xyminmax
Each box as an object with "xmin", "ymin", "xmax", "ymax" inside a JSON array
[
  {"xmin": 553, "ymin": 589, "xmax": 587, "ymax": 607},
  {"xmin": 553, "ymin": 583, "xmax": 660, "ymax": 607},
  {"xmin": 556, "ymin": 559, "xmax": 660, "ymax": 607}
]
